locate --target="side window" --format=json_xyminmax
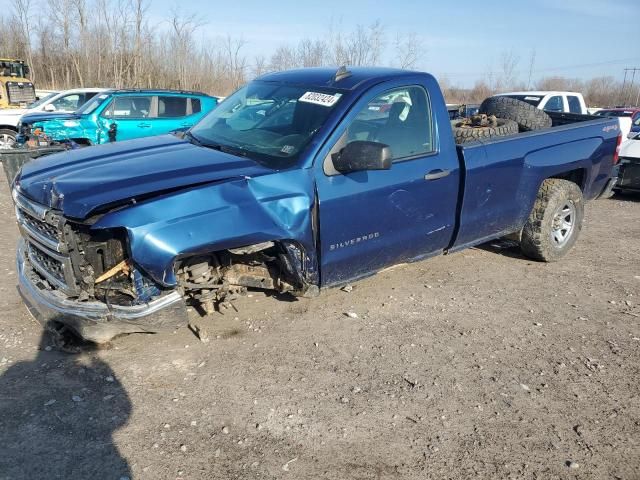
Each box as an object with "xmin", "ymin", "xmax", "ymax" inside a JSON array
[
  {"xmin": 567, "ymin": 96, "xmax": 582, "ymax": 114},
  {"xmin": 191, "ymin": 98, "xmax": 201, "ymax": 114},
  {"xmin": 51, "ymin": 94, "xmax": 81, "ymax": 111},
  {"xmin": 103, "ymin": 96, "xmax": 152, "ymax": 118},
  {"xmin": 342, "ymin": 86, "xmax": 434, "ymax": 161},
  {"xmin": 83, "ymin": 92, "xmax": 99, "ymax": 104},
  {"xmin": 158, "ymin": 96, "xmax": 188, "ymax": 118},
  {"xmin": 544, "ymin": 95, "xmax": 564, "ymax": 112},
  {"xmin": 632, "ymin": 112, "xmax": 640, "ymax": 126}
]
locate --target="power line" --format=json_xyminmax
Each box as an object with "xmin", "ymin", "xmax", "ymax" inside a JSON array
[{"xmin": 438, "ymin": 56, "xmax": 640, "ymax": 78}]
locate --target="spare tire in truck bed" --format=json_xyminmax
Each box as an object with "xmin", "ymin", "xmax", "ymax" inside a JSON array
[
  {"xmin": 480, "ymin": 96, "xmax": 552, "ymax": 131},
  {"xmin": 452, "ymin": 116, "xmax": 518, "ymax": 144}
]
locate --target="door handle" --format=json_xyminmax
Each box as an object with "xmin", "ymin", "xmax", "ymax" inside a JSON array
[
  {"xmin": 137, "ymin": 122, "xmax": 152, "ymax": 128},
  {"xmin": 424, "ymin": 169, "xmax": 450, "ymax": 181}
]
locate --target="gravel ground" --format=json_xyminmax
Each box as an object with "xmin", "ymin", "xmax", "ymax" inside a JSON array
[{"xmin": 0, "ymin": 174, "xmax": 638, "ymax": 480}]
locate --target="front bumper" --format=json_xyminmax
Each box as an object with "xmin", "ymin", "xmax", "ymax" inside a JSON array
[{"xmin": 17, "ymin": 240, "xmax": 189, "ymax": 343}]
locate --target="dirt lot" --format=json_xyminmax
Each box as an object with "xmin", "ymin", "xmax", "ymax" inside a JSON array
[{"xmin": 0, "ymin": 175, "xmax": 638, "ymax": 480}]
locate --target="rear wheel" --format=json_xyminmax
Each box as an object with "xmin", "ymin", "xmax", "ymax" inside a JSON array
[
  {"xmin": 0, "ymin": 129, "xmax": 17, "ymax": 149},
  {"xmin": 520, "ymin": 179, "xmax": 584, "ymax": 262}
]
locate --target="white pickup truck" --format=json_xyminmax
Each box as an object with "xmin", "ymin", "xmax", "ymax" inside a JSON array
[
  {"xmin": 494, "ymin": 91, "xmax": 588, "ymax": 115},
  {"xmin": 0, "ymin": 87, "xmax": 106, "ymax": 148}
]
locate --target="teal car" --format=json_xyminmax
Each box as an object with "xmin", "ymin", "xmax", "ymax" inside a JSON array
[{"xmin": 17, "ymin": 89, "xmax": 218, "ymax": 146}]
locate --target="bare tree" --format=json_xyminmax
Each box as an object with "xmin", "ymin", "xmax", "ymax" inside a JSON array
[
  {"xmin": 223, "ymin": 35, "xmax": 247, "ymax": 90},
  {"xmin": 498, "ymin": 50, "xmax": 519, "ymax": 91},
  {"xmin": 253, "ymin": 55, "xmax": 268, "ymax": 77},
  {"xmin": 270, "ymin": 45, "xmax": 298, "ymax": 71},
  {"xmin": 297, "ymin": 39, "xmax": 326, "ymax": 67},
  {"xmin": 11, "ymin": 0, "xmax": 35, "ymax": 82},
  {"xmin": 330, "ymin": 20, "xmax": 385, "ymax": 66},
  {"xmin": 394, "ymin": 32, "xmax": 422, "ymax": 69},
  {"xmin": 526, "ymin": 49, "xmax": 536, "ymax": 89},
  {"xmin": 0, "ymin": 5, "xmax": 629, "ymax": 106}
]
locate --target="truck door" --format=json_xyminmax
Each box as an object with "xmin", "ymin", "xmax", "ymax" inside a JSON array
[
  {"xmin": 99, "ymin": 95, "xmax": 155, "ymax": 142},
  {"xmin": 315, "ymin": 84, "xmax": 460, "ymax": 286}
]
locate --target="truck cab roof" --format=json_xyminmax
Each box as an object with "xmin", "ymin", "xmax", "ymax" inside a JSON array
[
  {"xmin": 257, "ymin": 67, "xmax": 423, "ymax": 90},
  {"xmin": 497, "ymin": 91, "xmax": 584, "ymax": 97}
]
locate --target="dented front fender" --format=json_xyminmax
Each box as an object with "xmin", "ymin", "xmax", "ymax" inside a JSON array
[{"xmin": 91, "ymin": 169, "xmax": 318, "ymax": 287}]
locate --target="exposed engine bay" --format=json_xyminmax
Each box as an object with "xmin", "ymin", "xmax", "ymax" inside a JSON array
[{"xmin": 175, "ymin": 241, "xmax": 303, "ymax": 314}]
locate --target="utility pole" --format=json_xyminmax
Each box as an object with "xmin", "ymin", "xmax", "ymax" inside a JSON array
[{"xmin": 622, "ymin": 68, "xmax": 640, "ymax": 106}]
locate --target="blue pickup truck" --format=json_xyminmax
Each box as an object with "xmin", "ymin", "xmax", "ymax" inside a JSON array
[{"xmin": 11, "ymin": 67, "xmax": 621, "ymax": 343}]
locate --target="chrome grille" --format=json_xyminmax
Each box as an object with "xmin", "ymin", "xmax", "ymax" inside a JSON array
[
  {"xmin": 16, "ymin": 207, "xmax": 61, "ymax": 251},
  {"xmin": 27, "ymin": 242, "xmax": 66, "ymax": 287},
  {"xmin": 13, "ymin": 189, "xmax": 78, "ymax": 295},
  {"xmin": 6, "ymin": 82, "xmax": 36, "ymax": 104}
]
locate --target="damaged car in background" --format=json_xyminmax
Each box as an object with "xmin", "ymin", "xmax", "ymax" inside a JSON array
[{"xmin": 12, "ymin": 67, "xmax": 621, "ymax": 343}]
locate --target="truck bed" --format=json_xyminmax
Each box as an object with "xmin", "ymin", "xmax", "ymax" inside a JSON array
[{"xmin": 451, "ymin": 113, "xmax": 619, "ymax": 251}]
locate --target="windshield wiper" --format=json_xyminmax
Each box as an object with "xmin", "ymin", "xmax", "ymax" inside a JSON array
[
  {"xmin": 201, "ymin": 141, "xmax": 248, "ymax": 158},
  {"xmin": 186, "ymin": 130, "xmax": 249, "ymax": 158},
  {"xmin": 184, "ymin": 130, "xmax": 203, "ymax": 146}
]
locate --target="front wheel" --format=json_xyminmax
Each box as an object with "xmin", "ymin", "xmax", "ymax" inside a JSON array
[
  {"xmin": 520, "ymin": 179, "xmax": 584, "ymax": 262},
  {"xmin": 0, "ymin": 129, "xmax": 17, "ymax": 149}
]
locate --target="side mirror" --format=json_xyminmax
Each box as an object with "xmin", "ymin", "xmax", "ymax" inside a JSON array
[
  {"xmin": 43, "ymin": 104, "xmax": 56, "ymax": 112},
  {"xmin": 24, "ymin": 66, "xmax": 30, "ymax": 77},
  {"xmin": 333, "ymin": 140, "xmax": 392, "ymax": 173}
]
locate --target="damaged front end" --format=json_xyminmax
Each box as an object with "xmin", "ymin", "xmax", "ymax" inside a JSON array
[
  {"xmin": 14, "ymin": 189, "xmax": 188, "ymax": 343},
  {"xmin": 13, "ymin": 167, "xmax": 320, "ymax": 342}
]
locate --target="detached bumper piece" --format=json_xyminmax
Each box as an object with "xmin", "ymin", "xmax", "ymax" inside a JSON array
[
  {"xmin": 17, "ymin": 240, "xmax": 189, "ymax": 343},
  {"xmin": 598, "ymin": 164, "xmax": 619, "ymax": 198},
  {"xmin": 616, "ymin": 158, "xmax": 640, "ymax": 193}
]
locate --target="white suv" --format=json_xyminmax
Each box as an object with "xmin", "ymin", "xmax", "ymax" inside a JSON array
[{"xmin": 0, "ymin": 87, "xmax": 107, "ymax": 148}]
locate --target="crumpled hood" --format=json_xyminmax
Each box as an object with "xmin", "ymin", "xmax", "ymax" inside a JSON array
[
  {"xmin": 20, "ymin": 111, "xmax": 80, "ymax": 125},
  {"xmin": 17, "ymin": 135, "xmax": 274, "ymax": 219}
]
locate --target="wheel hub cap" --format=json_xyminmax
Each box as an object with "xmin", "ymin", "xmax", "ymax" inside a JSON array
[
  {"xmin": 0, "ymin": 133, "xmax": 16, "ymax": 150},
  {"xmin": 551, "ymin": 201, "xmax": 575, "ymax": 247}
]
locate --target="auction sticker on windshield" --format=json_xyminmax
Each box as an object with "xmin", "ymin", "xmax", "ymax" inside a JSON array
[{"xmin": 299, "ymin": 91, "xmax": 342, "ymax": 107}]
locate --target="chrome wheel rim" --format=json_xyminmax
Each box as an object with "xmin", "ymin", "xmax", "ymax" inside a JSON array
[
  {"xmin": 551, "ymin": 201, "xmax": 576, "ymax": 247},
  {"xmin": 0, "ymin": 133, "xmax": 16, "ymax": 149}
]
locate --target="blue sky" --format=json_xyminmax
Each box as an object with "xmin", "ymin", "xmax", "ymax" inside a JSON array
[{"xmin": 148, "ymin": 0, "xmax": 638, "ymax": 86}]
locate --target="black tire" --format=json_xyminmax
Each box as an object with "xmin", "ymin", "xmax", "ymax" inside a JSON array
[
  {"xmin": 520, "ymin": 179, "xmax": 584, "ymax": 262},
  {"xmin": 452, "ymin": 118, "xmax": 518, "ymax": 144},
  {"xmin": 480, "ymin": 96, "xmax": 552, "ymax": 131},
  {"xmin": 0, "ymin": 128, "xmax": 17, "ymax": 149}
]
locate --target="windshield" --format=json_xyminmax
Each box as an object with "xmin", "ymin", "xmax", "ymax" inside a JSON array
[
  {"xmin": 189, "ymin": 81, "xmax": 344, "ymax": 167},
  {"xmin": 0, "ymin": 61, "xmax": 25, "ymax": 78},
  {"xmin": 504, "ymin": 94, "xmax": 543, "ymax": 107},
  {"xmin": 76, "ymin": 93, "xmax": 110, "ymax": 114},
  {"xmin": 27, "ymin": 92, "xmax": 58, "ymax": 109}
]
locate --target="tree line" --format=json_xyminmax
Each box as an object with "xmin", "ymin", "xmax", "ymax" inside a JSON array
[
  {"xmin": 1, "ymin": 0, "xmax": 633, "ymax": 107},
  {"xmin": 1, "ymin": 0, "xmax": 422, "ymax": 95}
]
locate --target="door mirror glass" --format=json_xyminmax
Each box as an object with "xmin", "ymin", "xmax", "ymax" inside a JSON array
[
  {"xmin": 43, "ymin": 103, "xmax": 56, "ymax": 112},
  {"xmin": 333, "ymin": 140, "xmax": 392, "ymax": 173}
]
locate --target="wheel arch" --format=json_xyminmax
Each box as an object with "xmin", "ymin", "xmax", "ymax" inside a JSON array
[{"xmin": 549, "ymin": 168, "xmax": 587, "ymax": 192}]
